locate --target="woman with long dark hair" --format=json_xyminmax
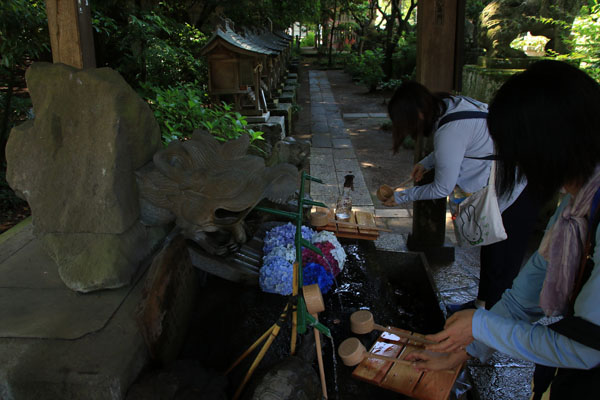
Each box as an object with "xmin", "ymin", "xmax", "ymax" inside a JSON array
[
  {"xmin": 385, "ymin": 81, "xmax": 537, "ymax": 310},
  {"xmin": 406, "ymin": 60, "xmax": 600, "ymax": 399}
]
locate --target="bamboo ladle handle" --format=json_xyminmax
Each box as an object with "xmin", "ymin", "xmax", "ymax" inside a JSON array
[{"xmin": 350, "ymin": 310, "xmax": 437, "ymax": 345}]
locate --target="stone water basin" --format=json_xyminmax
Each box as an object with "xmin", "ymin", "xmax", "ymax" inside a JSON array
[{"xmin": 149, "ymin": 240, "xmax": 447, "ymax": 400}]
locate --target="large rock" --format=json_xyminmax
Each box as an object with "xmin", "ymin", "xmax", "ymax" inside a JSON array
[
  {"xmin": 6, "ymin": 62, "xmax": 160, "ymax": 234},
  {"xmin": 41, "ymin": 222, "xmax": 167, "ymax": 292},
  {"xmin": 5, "ymin": 62, "xmax": 163, "ymax": 292}
]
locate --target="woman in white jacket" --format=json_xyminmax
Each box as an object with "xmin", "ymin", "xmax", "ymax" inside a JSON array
[{"xmin": 384, "ymin": 81, "xmax": 538, "ymax": 310}]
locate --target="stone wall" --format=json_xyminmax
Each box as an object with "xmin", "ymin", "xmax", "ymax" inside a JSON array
[{"xmin": 461, "ymin": 64, "xmax": 521, "ymax": 103}]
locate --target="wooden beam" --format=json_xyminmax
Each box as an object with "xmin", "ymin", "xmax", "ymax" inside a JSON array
[
  {"xmin": 407, "ymin": 0, "xmax": 464, "ymax": 258},
  {"xmin": 45, "ymin": 0, "xmax": 96, "ymax": 69},
  {"xmin": 416, "ymin": 0, "xmax": 461, "ymax": 92}
]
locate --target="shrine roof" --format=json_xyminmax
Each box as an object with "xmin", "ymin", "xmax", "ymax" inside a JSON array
[{"xmin": 201, "ymin": 27, "xmax": 278, "ymax": 56}]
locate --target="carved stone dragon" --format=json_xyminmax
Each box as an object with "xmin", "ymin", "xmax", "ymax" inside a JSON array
[{"xmin": 136, "ymin": 130, "xmax": 298, "ymax": 255}]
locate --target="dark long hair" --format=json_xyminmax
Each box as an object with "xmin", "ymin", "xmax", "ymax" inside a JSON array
[
  {"xmin": 387, "ymin": 81, "xmax": 450, "ymax": 153},
  {"xmin": 488, "ymin": 60, "xmax": 600, "ymax": 201}
]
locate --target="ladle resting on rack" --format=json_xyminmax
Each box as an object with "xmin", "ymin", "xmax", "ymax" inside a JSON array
[
  {"xmin": 338, "ymin": 337, "xmax": 455, "ymax": 374},
  {"xmin": 350, "ymin": 310, "xmax": 436, "ymax": 345}
]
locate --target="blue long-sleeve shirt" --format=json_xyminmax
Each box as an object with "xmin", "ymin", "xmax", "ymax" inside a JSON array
[
  {"xmin": 394, "ymin": 96, "xmax": 525, "ymax": 212},
  {"xmin": 468, "ymin": 195, "xmax": 600, "ymax": 369}
]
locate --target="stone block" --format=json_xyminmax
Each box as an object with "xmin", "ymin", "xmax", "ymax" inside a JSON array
[
  {"xmin": 279, "ymin": 91, "xmax": 295, "ymax": 104},
  {"xmin": 249, "ymin": 119, "xmax": 285, "ymax": 146},
  {"xmin": 269, "ymin": 102, "xmax": 293, "ymax": 136}
]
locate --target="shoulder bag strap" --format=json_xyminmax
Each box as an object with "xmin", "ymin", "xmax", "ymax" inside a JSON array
[
  {"xmin": 437, "ymin": 111, "xmax": 499, "ymax": 161},
  {"xmin": 437, "ymin": 111, "xmax": 488, "ymax": 128},
  {"xmin": 548, "ymin": 186, "xmax": 600, "ymax": 351}
]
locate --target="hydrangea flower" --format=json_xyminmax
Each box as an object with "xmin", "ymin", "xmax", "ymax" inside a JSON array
[
  {"xmin": 303, "ymin": 262, "xmax": 335, "ymax": 294},
  {"xmin": 302, "ymin": 241, "xmax": 340, "ymax": 277},
  {"xmin": 311, "ymin": 231, "xmax": 346, "ymax": 271},
  {"xmin": 263, "ymin": 244, "xmax": 296, "ymax": 265},
  {"xmin": 259, "ymin": 255, "xmax": 294, "ymax": 295},
  {"xmin": 263, "ymin": 223, "xmax": 315, "ymax": 254}
]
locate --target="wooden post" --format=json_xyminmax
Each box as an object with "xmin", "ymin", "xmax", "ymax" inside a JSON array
[
  {"xmin": 45, "ymin": 0, "xmax": 96, "ymax": 69},
  {"xmin": 408, "ymin": 0, "xmax": 465, "ymax": 261}
]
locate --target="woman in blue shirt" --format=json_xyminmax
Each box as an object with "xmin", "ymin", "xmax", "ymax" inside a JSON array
[{"xmin": 406, "ymin": 60, "xmax": 600, "ymax": 399}]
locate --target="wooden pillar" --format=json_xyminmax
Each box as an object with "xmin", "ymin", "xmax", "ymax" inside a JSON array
[
  {"xmin": 407, "ymin": 0, "xmax": 465, "ymax": 261},
  {"xmin": 45, "ymin": 0, "xmax": 96, "ymax": 69}
]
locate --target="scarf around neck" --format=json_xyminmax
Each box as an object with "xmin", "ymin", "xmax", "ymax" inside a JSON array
[{"xmin": 538, "ymin": 165, "xmax": 600, "ymax": 316}]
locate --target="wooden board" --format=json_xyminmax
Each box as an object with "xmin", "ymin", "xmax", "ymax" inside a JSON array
[
  {"xmin": 313, "ymin": 208, "xmax": 379, "ymax": 240},
  {"xmin": 351, "ymin": 330, "xmax": 462, "ymax": 400}
]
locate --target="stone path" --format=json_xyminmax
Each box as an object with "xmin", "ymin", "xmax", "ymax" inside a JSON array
[
  {"xmin": 308, "ymin": 70, "xmax": 374, "ymax": 211},
  {"xmin": 305, "ymin": 68, "xmax": 533, "ymax": 400}
]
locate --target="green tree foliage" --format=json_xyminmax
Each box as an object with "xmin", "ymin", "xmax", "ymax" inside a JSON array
[
  {"xmin": 0, "ymin": 0, "xmax": 50, "ymax": 164},
  {"xmin": 91, "ymin": 3, "xmax": 208, "ymax": 90},
  {"xmin": 569, "ymin": 1, "xmax": 600, "ymax": 80}
]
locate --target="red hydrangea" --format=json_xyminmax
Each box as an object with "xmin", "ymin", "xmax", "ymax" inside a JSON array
[{"xmin": 302, "ymin": 241, "xmax": 340, "ymax": 277}]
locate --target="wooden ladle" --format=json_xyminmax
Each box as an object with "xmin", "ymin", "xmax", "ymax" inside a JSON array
[
  {"xmin": 350, "ymin": 310, "xmax": 436, "ymax": 345},
  {"xmin": 377, "ymin": 177, "xmax": 414, "ymax": 202},
  {"xmin": 309, "ymin": 211, "xmax": 392, "ymax": 232},
  {"xmin": 303, "ymin": 284, "xmax": 328, "ymax": 399},
  {"xmin": 338, "ymin": 337, "xmax": 415, "ymax": 367}
]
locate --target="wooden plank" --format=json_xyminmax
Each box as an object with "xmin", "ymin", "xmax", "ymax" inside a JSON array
[
  {"xmin": 312, "ymin": 209, "xmax": 379, "ymax": 240},
  {"xmin": 412, "ymin": 352, "xmax": 462, "ymax": 400},
  {"xmin": 337, "ymin": 212, "xmax": 358, "ymax": 234},
  {"xmin": 352, "ymin": 340, "xmax": 404, "ymax": 384},
  {"xmin": 351, "ymin": 331, "xmax": 461, "ymax": 400},
  {"xmin": 379, "ymin": 329, "xmax": 413, "ymax": 345},
  {"xmin": 46, "ymin": 0, "xmax": 96, "ymax": 69},
  {"xmin": 355, "ymin": 211, "xmax": 378, "ymax": 235},
  {"xmin": 380, "ymin": 344, "xmax": 423, "ymax": 394}
]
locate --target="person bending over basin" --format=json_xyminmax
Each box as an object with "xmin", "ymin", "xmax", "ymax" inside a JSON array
[
  {"xmin": 405, "ymin": 60, "xmax": 600, "ymax": 400},
  {"xmin": 384, "ymin": 81, "xmax": 538, "ymax": 310}
]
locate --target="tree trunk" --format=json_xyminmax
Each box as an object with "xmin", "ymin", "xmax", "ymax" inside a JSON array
[
  {"xmin": 0, "ymin": 69, "xmax": 15, "ymax": 165},
  {"xmin": 383, "ymin": 2, "xmax": 398, "ymax": 80},
  {"xmin": 328, "ymin": 0, "xmax": 338, "ymax": 68}
]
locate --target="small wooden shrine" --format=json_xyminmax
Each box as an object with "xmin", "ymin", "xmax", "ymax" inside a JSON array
[
  {"xmin": 201, "ymin": 24, "xmax": 291, "ymax": 117},
  {"xmin": 201, "ymin": 26, "xmax": 276, "ymax": 117}
]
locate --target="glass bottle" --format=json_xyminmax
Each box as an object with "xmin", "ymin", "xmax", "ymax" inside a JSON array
[{"xmin": 335, "ymin": 174, "xmax": 354, "ymax": 221}]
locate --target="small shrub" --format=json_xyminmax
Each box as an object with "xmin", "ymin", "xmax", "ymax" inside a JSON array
[
  {"xmin": 357, "ymin": 49, "xmax": 385, "ymax": 91},
  {"xmin": 141, "ymin": 81, "xmax": 264, "ymax": 149},
  {"xmin": 380, "ymin": 120, "xmax": 393, "ymax": 131}
]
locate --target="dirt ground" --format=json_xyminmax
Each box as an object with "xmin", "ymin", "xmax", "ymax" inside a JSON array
[{"xmin": 326, "ymin": 69, "xmax": 416, "ymax": 209}]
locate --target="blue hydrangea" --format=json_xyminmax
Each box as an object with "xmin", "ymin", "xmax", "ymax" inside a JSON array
[
  {"xmin": 259, "ymin": 255, "xmax": 294, "ymax": 295},
  {"xmin": 303, "ymin": 262, "xmax": 335, "ymax": 294},
  {"xmin": 263, "ymin": 244, "xmax": 296, "ymax": 265},
  {"xmin": 263, "ymin": 223, "xmax": 315, "ymax": 254}
]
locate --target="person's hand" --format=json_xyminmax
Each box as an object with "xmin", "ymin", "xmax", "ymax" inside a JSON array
[
  {"xmin": 411, "ymin": 163, "xmax": 426, "ymax": 182},
  {"xmin": 424, "ymin": 309, "xmax": 476, "ymax": 353},
  {"xmin": 405, "ymin": 348, "xmax": 470, "ymax": 372},
  {"xmin": 383, "ymin": 196, "xmax": 397, "ymax": 207}
]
